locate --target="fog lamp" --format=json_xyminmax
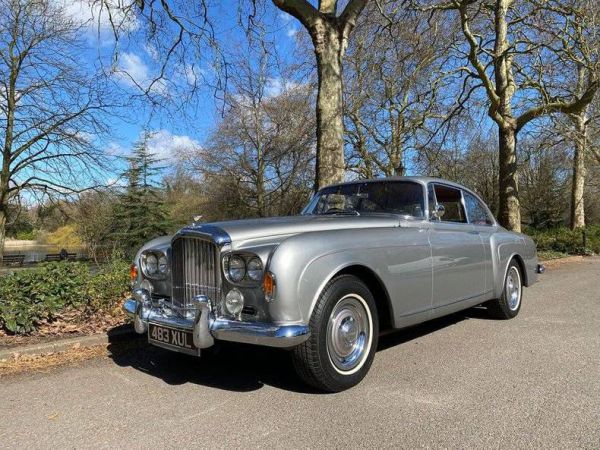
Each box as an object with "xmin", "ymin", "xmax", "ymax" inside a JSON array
[
  {"xmin": 225, "ymin": 289, "xmax": 244, "ymax": 317},
  {"xmin": 140, "ymin": 279, "xmax": 154, "ymax": 294}
]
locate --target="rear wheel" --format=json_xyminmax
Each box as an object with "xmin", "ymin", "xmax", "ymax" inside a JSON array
[
  {"xmin": 292, "ymin": 275, "xmax": 379, "ymax": 392},
  {"xmin": 487, "ymin": 259, "xmax": 522, "ymax": 319}
]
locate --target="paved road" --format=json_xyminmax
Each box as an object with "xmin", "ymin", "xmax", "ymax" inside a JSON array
[{"xmin": 1, "ymin": 258, "xmax": 599, "ymax": 449}]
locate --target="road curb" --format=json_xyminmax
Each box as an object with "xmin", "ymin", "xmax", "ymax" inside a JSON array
[
  {"xmin": 540, "ymin": 255, "xmax": 585, "ymax": 269},
  {"xmin": 0, "ymin": 326, "xmax": 137, "ymax": 360}
]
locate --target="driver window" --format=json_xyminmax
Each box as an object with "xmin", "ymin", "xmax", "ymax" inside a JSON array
[{"xmin": 433, "ymin": 184, "xmax": 467, "ymax": 223}]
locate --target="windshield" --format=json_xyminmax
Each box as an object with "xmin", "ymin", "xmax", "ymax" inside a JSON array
[{"xmin": 302, "ymin": 181, "xmax": 425, "ymax": 217}]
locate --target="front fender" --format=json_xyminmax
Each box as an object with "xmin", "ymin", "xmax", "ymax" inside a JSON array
[
  {"xmin": 266, "ymin": 226, "xmax": 430, "ymax": 325},
  {"xmin": 266, "ymin": 230, "xmax": 390, "ymax": 324}
]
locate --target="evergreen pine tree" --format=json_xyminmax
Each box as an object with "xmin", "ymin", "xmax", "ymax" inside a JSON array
[{"xmin": 113, "ymin": 132, "xmax": 172, "ymax": 256}]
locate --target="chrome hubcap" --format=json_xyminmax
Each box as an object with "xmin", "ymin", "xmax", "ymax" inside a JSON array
[
  {"xmin": 506, "ymin": 266, "xmax": 522, "ymax": 311},
  {"xmin": 326, "ymin": 295, "xmax": 372, "ymax": 374}
]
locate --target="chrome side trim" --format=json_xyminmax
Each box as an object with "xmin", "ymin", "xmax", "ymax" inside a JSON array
[{"xmin": 123, "ymin": 297, "xmax": 310, "ymax": 350}]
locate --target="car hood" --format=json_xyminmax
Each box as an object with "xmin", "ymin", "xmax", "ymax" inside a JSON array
[{"xmin": 192, "ymin": 214, "xmax": 400, "ymax": 243}]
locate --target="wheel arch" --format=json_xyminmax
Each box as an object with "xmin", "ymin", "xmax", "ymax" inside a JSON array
[
  {"xmin": 507, "ymin": 253, "xmax": 528, "ymax": 287},
  {"xmin": 320, "ymin": 264, "xmax": 394, "ymax": 332}
]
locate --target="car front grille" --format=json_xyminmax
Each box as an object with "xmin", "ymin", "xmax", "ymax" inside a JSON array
[{"xmin": 171, "ymin": 236, "xmax": 221, "ymax": 314}]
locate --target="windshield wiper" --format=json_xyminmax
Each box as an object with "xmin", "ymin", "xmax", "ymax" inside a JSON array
[{"xmin": 321, "ymin": 208, "xmax": 360, "ymax": 216}]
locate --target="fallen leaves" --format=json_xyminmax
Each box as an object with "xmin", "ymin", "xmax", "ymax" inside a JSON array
[
  {"xmin": 0, "ymin": 344, "xmax": 109, "ymax": 377},
  {"xmin": 0, "ymin": 304, "xmax": 129, "ymax": 349}
]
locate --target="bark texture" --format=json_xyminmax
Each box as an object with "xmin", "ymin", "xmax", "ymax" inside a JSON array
[
  {"xmin": 570, "ymin": 112, "xmax": 587, "ymax": 229},
  {"xmin": 498, "ymin": 124, "xmax": 520, "ymax": 230},
  {"xmin": 0, "ymin": 208, "xmax": 6, "ymax": 265},
  {"xmin": 313, "ymin": 18, "xmax": 345, "ymax": 189},
  {"xmin": 272, "ymin": 0, "xmax": 366, "ymax": 190}
]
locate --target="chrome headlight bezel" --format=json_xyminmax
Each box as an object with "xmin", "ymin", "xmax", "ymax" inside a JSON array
[
  {"xmin": 246, "ymin": 257, "xmax": 263, "ymax": 281},
  {"xmin": 141, "ymin": 250, "xmax": 169, "ymax": 280},
  {"xmin": 227, "ymin": 255, "xmax": 246, "ymax": 282},
  {"xmin": 223, "ymin": 253, "xmax": 263, "ymax": 285}
]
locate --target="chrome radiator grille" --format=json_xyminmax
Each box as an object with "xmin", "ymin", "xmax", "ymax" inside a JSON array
[{"xmin": 171, "ymin": 236, "xmax": 221, "ymax": 312}]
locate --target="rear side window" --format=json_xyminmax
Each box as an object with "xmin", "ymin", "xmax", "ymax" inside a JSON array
[
  {"xmin": 463, "ymin": 191, "xmax": 495, "ymax": 225},
  {"xmin": 433, "ymin": 184, "xmax": 467, "ymax": 223}
]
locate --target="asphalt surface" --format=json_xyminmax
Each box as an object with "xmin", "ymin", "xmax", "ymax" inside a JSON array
[{"xmin": 1, "ymin": 258, "xmax": 599, "ymax": 449}]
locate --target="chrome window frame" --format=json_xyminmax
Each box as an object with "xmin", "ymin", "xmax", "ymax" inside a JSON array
[{"xmin": 427, "ymin": 182, "xmax": 470, "ymax": 225}]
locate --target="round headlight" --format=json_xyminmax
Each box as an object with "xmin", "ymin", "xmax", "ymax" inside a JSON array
[
  {"xmin": 247, "ymin": 257, "xmax": 263, "ymax": 281},
  {"xmin": 228, "ymin": 255, "xmax": 246, "ymax": 282},
  {"xmin": 145, "ymin": 254, "xmax": 158, "ymax": 274},
  {"xmin": 225, "ymin": 289, "xmax": 244, "ymax": 316},
  {"xmin": 158, "ymin": 255, "xmax": 168, "ymax": 274}
]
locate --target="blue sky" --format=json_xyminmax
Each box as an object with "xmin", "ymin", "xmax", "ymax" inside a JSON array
[{"xmin": 67, "ymin": 0, "xmax": 304, "ymax": 173}]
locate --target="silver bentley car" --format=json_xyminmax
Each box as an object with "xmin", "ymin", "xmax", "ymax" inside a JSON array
[{"xmin": 124, "ymin": 176, "xmax": 544, "ymax": 392}]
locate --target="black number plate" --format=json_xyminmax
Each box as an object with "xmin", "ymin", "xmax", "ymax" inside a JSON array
[{"xmin": 148, "ymin": 324, "xmax": 196, "ymax": 353}]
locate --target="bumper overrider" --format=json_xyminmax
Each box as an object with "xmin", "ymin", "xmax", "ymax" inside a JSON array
[{"xmin": 123, "ymin": 289, "xmax": 310, "ymax": 355}]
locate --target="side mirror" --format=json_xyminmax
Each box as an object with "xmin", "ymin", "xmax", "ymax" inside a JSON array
[{"xmin": 432, "ymin": 203, "xmax": 445, "ymax": 220}]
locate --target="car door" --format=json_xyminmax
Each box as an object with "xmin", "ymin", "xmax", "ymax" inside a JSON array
[
  {"xmin": 428, "ymin": 183, "xmax": 487, "ymax": 308},
  {"xmin": 462, "ymin": 190, "xmax": 496, "ymax": 296}
]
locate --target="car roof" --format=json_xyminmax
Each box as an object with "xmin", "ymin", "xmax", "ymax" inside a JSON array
[{"xmin": 324, "ymin": 176, "xmax": 468, "ymax": 192}]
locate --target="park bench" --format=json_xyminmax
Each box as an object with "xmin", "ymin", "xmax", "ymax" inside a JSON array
[
  {"xmin": 44, "ymin": 253, "xmax": 77, "ymax": 262},
  {"xmin": 2, "ymin": 254, "xmax": 26, "ymax": 266}
]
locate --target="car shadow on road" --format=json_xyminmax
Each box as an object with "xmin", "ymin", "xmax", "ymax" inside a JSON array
[{"xmin": 107, "ymin": 307, "xmax": 487, "ymax": 394}]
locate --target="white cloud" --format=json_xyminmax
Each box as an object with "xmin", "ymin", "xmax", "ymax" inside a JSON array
[
  {"xmin": 278, "ymin": 11, "xmax": 293, "ymax": 22},
  {"xmin": 286, "ymin": 26, "xmax": 299, "ymax": 38},
  {"xmin": 144, "ymin": 43, "xmax": 160, "ymax": 61},
  {"xmin": 106, "ymin": 142, "xmax": 126, "ymax": 156},
  {"xmin": 114, "ymin": 52, "xmax": 168, "ymax": 95},
  {"xmin": 146, "ymin": 130, "xmax": 200, "ymax": 161},
  {"xmin": 54, "ymin": 0, "xmax": 138, "ymax": 35},
  {"xmin": 105, "ymin": 131, "xmax": 198, "ymax": 163},
  {"xmin": 265, "ymin": 77, "xmax": 304, "ymax": 98},
  {"xmin": 106, "ymin": 176, "xmax": 125, "ymax": 187}
]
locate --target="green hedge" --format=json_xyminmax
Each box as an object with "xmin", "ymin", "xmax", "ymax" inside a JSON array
[
  {"xmin": 0, "ymin": 259, "xmax": 130, "ymax": 334},
  {"xmin": 525, "ymin": 225, "xmax": 600, "ymax": 256}
]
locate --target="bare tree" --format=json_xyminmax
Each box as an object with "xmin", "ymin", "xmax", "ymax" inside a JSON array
[
  {"xmin": 418, "ymin": 129, "xmax": 500, "ymax": 212},
  {"xmin": 0, "ymin": 0, "xmax": 118, "ymax": 261},
  {"xmin": 343, "ymin": 4, "xmax": 455, "ymax": 178},
  {"xmin": 101, "ymin": 0, "xmax": 366, "ymax": 191},
  {"xmin": 410, "ymin": 0, "xmax": 599, "ymax": 232},
  {"xmin": 182, "ymin": 44, "xmax": 315, "ymax": 219},
  {"xmin": 519, "ymin": 130, "xmax": 571, "ymax": 228},
  {"xmin": 74, "ymin": 190, "xmax": 119, "ymax": 262},
  {"xmin": 562, "ymin": 2, "xmax": 600, "ymax": 229}
]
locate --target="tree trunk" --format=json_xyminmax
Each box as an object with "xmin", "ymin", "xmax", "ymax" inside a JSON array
[
  {"xmin": 390, "ymin": 112, "xmax": 404, "ymax": 176},
  {"xmin": 313, "ymin": 19, "xmax": 345, "ymax": 190},
  {"xmin": 0, "ymin": 208, "xmax": 6, "ymax": 266},
  {"xmin": 256, "ymin": 151, "xmax": 266, "ymax": 217},
  {"xmin": 570, "ymin": 113, "xmax": 587, "ymax": 229},
  {"xmin": 498, "ymin": 124, "xmax": 521, "ymax": 232}
]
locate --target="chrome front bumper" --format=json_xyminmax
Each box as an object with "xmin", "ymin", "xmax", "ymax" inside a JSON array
[{"xmin": 123, "ymin": 290, "xmax": 309, "ymax": 353}]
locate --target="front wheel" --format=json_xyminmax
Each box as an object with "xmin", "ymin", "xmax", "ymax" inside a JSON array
[
  {"xmin": 486, "ymin": 259, "xmax": 523, "ymax": 319},
  {"xmin": 292, "ymin": 275, "xmax": 379, "ymax": 392}
]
